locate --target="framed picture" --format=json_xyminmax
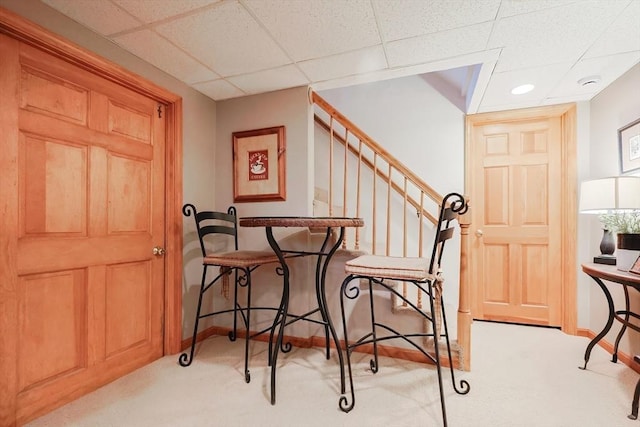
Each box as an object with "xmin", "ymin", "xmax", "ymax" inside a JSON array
[
  {"xmin": 232, "ymin": 126, "xmax": 286, "ymax": 202},
  {"xmin": 619, "ymin": 118, "xmax": 640, "ymax": 174},
  {"xmin": 630, "ymin": 254, "xmax": 640, "ymax": 275}
]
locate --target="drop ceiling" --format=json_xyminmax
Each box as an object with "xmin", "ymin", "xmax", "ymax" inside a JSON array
[{"xmin": 40, "ymin": 0, "xmax": 640, "ymax": 113}]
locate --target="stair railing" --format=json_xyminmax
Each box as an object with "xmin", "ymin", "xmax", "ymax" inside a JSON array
[{"xmin": 311, "ymin": 91, "xmax": 472, "ymax": 370}]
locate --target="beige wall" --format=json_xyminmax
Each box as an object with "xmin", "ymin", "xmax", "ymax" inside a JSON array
[
  {"xmin": 215, "ymin": 87, "xmax": 313, "ymax": 233},
  {"xmin": 586, "ymin": 63, "xmax": 640, "ymax": 357},
  {"xmin": 196, "ymin": 86, "xmax": 321, "ymax": 339}
]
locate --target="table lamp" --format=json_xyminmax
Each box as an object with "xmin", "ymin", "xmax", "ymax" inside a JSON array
[{"xmin": 579, "ymin": 176, "xmax": 640, "ymax": 265}]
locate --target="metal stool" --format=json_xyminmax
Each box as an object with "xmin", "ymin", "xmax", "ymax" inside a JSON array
[
  {"xmin": 337, "ymin": 192, "xmax": 471, "ymax": 427},
  {"xmin": 179, "ymin": 204, "xmax": 282, "ymax": 383}
]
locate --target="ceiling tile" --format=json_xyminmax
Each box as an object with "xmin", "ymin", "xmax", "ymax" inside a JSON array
[
  {"xmin": 114, "ymin": 30, "xmax": 219, "ymax": 84},
  {"xmin": 310, "ymin": 49, "xmax": 500, "ymax": 94},
  {"xmin": 549, "ymin": 51, "xmax": 640, "ymax": 99},
  {"xmin": 374, "ymin": 0, "xmax": 500, "ymax": 41},
  {"xmin": 489, "ymin": 1, "xmax": 628, "ymax": 72},
  {"xmin": 155, "ymin": 1, "xmax": 291, "ymax": 76},
  {"xmin": 479, "ymin": 62, "xmax": 572, "ymax": 108},
  {"xmin": 497, "ymin": 0, "xmax": 578, "ymax": 18},
  {"xmin": 298, "ymin": 47, "xmax": 388, "ymax": 82},
  {"xmin": 41, "ymin": 0, "xmax": 140, "ymax": 35},
  {"xmin": 386, "ymin": 22, "xmax": 492, "ymax": 67},
  {"xmin": 113, "ymin": 0, "xmax": 221, "ymax": 24},
  {"xmin": 193, "ymin": 79, "xmax": 245, "ymax": 101},
  {"xmin": 35, "ymin": 0, "xmax": 640, "ymax": 111},
  {"xmin": 583, "ymin": 0, "xmax": 640, "ymax": 59},
  {"xmin": 227, "ymin": 65, "xmax": 309, "ymax": 95},
  {"xmin": 244, "ymin": 0, "xmax": 380, "ymax": 61}
]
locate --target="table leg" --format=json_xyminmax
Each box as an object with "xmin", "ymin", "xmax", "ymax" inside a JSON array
[
  {"xmin": 314, "ymin": 229, "xmax": 333, "ymax": 358},
  {"xmin": 265, "ymin": 227, "xmax": 289, "ymax": 405},
  {"xmin": 316, "ymin": 227, "xmax": 347, "ymax": 394},
  {"xmin": 580, "ymin": 275, "xmax": 615, "ymax": 370},
  {"xmin": 612, "ymin": 285, "xmax": 630, "ymax": 363},
  {"xmin": 630, "ymin": 376, "xmax": 640, "ymax": 420},
  {"xmin": 263, "ymin": 224, "xmax": 349, "ymax": 403}
]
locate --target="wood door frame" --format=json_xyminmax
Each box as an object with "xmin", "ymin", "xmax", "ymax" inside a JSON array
[
  {"xmin": 465, "ymin": 104, "xmax": 577, "ymax": 335},
  {"xmin": 0, "ymin": 8, "xmax": 184, "ymax": 356}
]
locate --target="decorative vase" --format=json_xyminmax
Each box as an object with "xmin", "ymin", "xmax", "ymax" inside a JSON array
[
  {"xmin": 593, "ymin": 229, "xmax": 616, "ymax": 265},
  {"xmin": 600, "ymin": 229, "xmax": 615, "ymax": 255},
  {"xmin": 617, "ymin": 233, "xmax": 640, "ymax": 271}
]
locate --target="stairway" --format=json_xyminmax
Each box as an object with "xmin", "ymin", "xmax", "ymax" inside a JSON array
[{"xmin": 311, "ymin": 92, "xmax": 470, "ymax": 368}]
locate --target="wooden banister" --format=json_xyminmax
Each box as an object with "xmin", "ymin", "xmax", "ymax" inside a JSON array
[
  {"xmin": 314, "ymin": 114, "xmax": 438, "ymax": 225},
  {"xmin": 312, "ymin": 92, "xmax": 441, "ymax": 206}
]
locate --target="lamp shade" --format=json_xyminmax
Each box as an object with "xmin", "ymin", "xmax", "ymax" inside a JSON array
[{"xmin": 579, "ymin": 176, "xmax": 640, "ymax": 213}]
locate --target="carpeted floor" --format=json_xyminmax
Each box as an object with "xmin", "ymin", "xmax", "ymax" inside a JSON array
[{"xmin": 27, "ymin": 321, "xmax": 638, "ymax": 427}]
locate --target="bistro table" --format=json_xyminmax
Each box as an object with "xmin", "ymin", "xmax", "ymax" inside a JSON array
[{"xmin": 239, "ymin": 216, "xmax": 364, "ymax": 405}]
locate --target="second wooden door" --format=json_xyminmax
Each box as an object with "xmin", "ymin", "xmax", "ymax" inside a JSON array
[{"xmin": 468, "ymin": 106, "xmax": 576, "ymax": 328}]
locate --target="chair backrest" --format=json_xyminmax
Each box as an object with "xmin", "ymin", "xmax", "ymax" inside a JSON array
[
  {"xmin": 183, "ymin": 203, "xmax": 239, "ymax": 257},
  {"xmin": 428, "ymin": 193, "xmax": 468, "ymax": 274}
]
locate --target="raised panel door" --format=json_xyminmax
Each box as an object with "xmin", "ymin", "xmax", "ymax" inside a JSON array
[
  {"xmin": 471, "ymin": 118, "xmax": 562, "ymax": 326},
  {"xmin": 1, "ymin": 36, "xmax": 165, "ymax": 425}
]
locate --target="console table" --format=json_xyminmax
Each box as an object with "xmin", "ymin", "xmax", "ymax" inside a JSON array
[
  {"xmin": 580, "ymin": 263, "xmax": 640, "ymax": 420},
  {"xmin": 580, "ymin": 263, "xmax": 640, "ymax": 369}
]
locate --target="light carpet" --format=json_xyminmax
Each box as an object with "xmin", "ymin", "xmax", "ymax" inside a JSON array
[{"xmin": 27, "ymin": 321, "xmax": 638, "ymax": 427}]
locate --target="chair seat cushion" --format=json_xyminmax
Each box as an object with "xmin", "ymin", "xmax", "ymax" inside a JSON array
[
  {"xmin": 204, "ymin": 250, "xmax": 282, "ymax": 268},
  {"xmin": 345, "ymin": 255, "xmax": 430, "ymax": 280}
]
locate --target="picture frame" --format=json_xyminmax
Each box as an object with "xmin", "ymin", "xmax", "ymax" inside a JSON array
[
  {"xmin": 630, "ymin": 254, "xmax": 640, "ymax": 276},
  {"xmin": 232, "ymin": 126, "xmax": 286, "ymax": 203},
  {"xmin": 618, "ymin": 118, "xmax": 640, "ymax": 174}
]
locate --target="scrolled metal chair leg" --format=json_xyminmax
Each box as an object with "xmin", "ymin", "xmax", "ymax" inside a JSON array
[
  {"xmin": 427, "ymin": 280, "xmax": 448, "ymax": 427},
  {"xmin": 338, "ymin": 275, "xmax": 358, "ymax": 413},
  {"xmin": 368, "ymin": 279, "xmax": 379, "ymax": 374},
  {"xmin": 338, "ymin": 352, "xmax": 355, "ymax": 412},
  {"xmin": 244, "ymin": 270, "xmax": 252, "ymax": 383},
  {"xmin": 229, "ymin": 269, "xmax": 239, "ymax": 342},
  {"xmin": 438, "ymin": 294, "xmax": 471, "ymax": 395},
  {"xmin": 178, "ymin": 267, "xmax": 207, "ymax": 367}
]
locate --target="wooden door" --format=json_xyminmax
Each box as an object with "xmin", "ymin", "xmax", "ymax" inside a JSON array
[
  {"xmin": 1, "ymin": 34, "xmax": 165, "ymax": 425},
  {"xmin": 468, "ymin": 107, "xmax": 576, "ymax": 327}
]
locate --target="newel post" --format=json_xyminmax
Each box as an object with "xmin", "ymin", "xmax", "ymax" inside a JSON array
[{"xmin": 458, "ymin": 198, "xmax": 472, "ymax": 371}]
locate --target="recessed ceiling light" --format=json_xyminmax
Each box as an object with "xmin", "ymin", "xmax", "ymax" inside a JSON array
[
  {"xmin": 511, "ymin": 84, "xmax": 535, "ymax": 95},
  {"xmin": 578, "ymin": 75, "xmax": 602, "ymax": 87}
]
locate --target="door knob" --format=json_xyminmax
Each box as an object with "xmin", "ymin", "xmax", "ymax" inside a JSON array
[
  {"xmin": 153, "ymin": 246, "xmax": 166, "ymax": 256},
  {"xmin": 475, "ymin": 229, "xmax": 483, "ymax": 237}
]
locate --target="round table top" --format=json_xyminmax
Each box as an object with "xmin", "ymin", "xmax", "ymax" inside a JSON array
[{"xmin": 239, "ymin": 216, "xmax": 364, "ymax": 228}]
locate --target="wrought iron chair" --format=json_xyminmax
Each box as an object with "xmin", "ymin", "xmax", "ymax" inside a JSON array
[
  {"xmin": 178, "ymin": 204, "xmax": 282, "ymax": 383},
  {"xmin": 337, "ymin": 192, "xmax": 471, "ymax": 426}
]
